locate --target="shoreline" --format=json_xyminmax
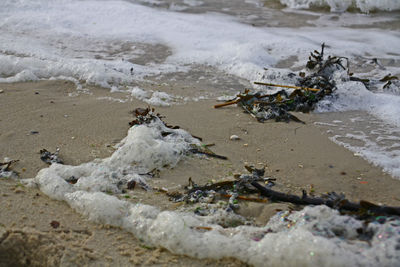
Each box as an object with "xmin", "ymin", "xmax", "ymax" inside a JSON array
[{"xmin": 1, "ymin": 80, "xmax": 400, "ymax": 265}]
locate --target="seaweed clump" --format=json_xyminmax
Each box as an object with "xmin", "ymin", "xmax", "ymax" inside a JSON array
[
  {"xmin": 40, "ymin": 148, "xmax": 63, "ymax": 165},
  {"xmin": 0, "ymin": 160, "xmax": 19, "ymax": 179},
  {"xmin": 167, "ymin": 165, "xmax": 400, "ymax": 218},
  {"xmin": 168, "ymin": 166, "xmax": 274, "ymax": 211},
  {"xmin": 215, "ymin": 43, "xmax": 347, "ymax": 123},
  {"xmin": 129, "ymin": 107, "xmax": 227, "ymax": 160}
]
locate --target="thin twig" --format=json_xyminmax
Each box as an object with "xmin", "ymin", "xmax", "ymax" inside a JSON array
[
  {"xmin": 220, "ymin": 194, "xmax": 268, "ymax": 203},
  {"xmin": 254, "ymin": 82, "xmax": 320, "ymax": 92},
  {"xmin": 214, "ymin": 99, "xmax": 240, "ymax": 109}
]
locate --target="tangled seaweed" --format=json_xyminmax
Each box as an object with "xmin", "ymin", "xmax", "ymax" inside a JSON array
[
  {"xmin": 0, "ymin": 160, "xmax": 19, "ymax": 179},
  {"xmin": 129, "ymin": 107, "xmax": 227, "ymax": 160},
  {"xmin": 40, "ymin": 148, "xmax": 63, "ymax": 165},
  {"xmin": 216, "ymin": 43, "xmax": 400, "ymax": 122},
  {"xmin": 214, "ymin": 43, "xmax": 349, "ymax": 123},
  {"xmin": 168, "ymin": 167, "xmax": 275, "ymax": 211},
  {"xmin": 168, "ymin": 165, "xmax": 400, "ymax": 219}
]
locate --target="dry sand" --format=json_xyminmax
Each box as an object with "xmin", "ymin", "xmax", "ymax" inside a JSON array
[{"xmin": 1, "ymin": 80, "xmax": 400, "ymax": 266}]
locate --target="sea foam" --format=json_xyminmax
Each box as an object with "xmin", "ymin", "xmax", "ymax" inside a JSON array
[
  {"xmin": 1, "ymin": 0, "xmax": 399, "ymax": 87},
  {"xmin": 29, "ymin": 116, "xmax": 400, "ymax": 266},
  {"xmin": 280, "ymin": 0, "xmax": 400, "ymax": 13}
]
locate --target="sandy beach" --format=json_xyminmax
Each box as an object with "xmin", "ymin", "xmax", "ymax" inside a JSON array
[{"xmin": 1, "ymin": 80, "xmax": 400, "ymax": 265}]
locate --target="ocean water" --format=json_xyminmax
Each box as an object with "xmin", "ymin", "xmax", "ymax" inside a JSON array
[{"xmin": 1, "ymin": 0, "xmax": 400, "ymax": 265}]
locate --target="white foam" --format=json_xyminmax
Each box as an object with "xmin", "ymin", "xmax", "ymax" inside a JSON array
[
  {"xmin": 34, "ymin": 118, "xmax": 200, "ymax": 200},
  {"xmin": 280, "ymin": 0, "xmax": 400, "ymax": 13},
  {"xmin": 316, "ymin": 72, "xmax": 400, "ymax": 128},
  {"xmin": 129, "ymin": 86, "xmax": 177, "ymax": 106},
  {"xmin": 33, "ymin": 141, "xmax": 400, "ymax": 266},
  {"xmin": 331, "ymin": 131, "xmax": 400, "ymax": 177},
  {"xmin": 1, "ymin": 0, "xmax": 399, "ymax": 88},
  {"xmin": 62, "ymin": 190, "xmax": 400, "ymax": 266},
  {"xmin": 183, "ymin": 0, "xmax": 203, "ymax": 7}
]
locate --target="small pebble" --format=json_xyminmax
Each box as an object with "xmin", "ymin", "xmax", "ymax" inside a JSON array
[
  {"xmin": 71, "ymin": 136, "xmax": 76, "ymax": 140},
  {"xmin": 0, "ymin": 89, "xmax": 4, "ymax": 93},
  {"xmin": 230, "ymin": 135, "xmax": 240, "ymax": 141},
  {"xmin": 14, "ymin": 188, "xmax": 24, "ymax": 194},
  {"xmin": 298, "ymin": 164, "xmax": 304, "ymax": 168},
  {"xmin": 30, "ymin": 130, "xmax": 39, "ymax": 135},
  {"xmin": 35, "ymin": 91, "xmax": 39, "ymax": 95},
  {"xmin": 243, "ymin": 143, "xmax": 248, "ymax": 147},
  {"xmin": 50, "ymin": 220, "xmax": 60, "ymax": 229}
]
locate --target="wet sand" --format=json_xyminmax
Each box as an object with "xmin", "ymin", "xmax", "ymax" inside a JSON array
[{"xmin": 1, "ymin": 80, "xmax": 400, "ymax": 265}]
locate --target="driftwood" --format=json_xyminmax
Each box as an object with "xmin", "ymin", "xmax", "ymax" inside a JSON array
[{"xmin": 251, "ymin": 181, "xmax": 400, "ymax": 216}]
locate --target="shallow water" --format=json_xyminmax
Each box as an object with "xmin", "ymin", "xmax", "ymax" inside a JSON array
[{"xmin": 1, "ymin": 0, "xmax": 400, "ymax": 265}]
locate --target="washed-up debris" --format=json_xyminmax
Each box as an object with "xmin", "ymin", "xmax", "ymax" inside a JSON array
[
  {"xmin": 129, "ymin": 107, "xmax": 201, "ymax": 139},
  {"xmin": 252, "ymin": 181, "xmax": 400, "ymax": 216},
  {"xmin": 230, "ymin": 135, "xmax": 240, "ymax": 141},
  {"xmin": 189, "ymin": 144, "xmax": 228, "ymax": 160},
  {"xmin": 379, "ymin": 74, "xmax": 398, "ymax": 82},
  {"xmin": 126, "ymin": 178, "xmax": 150, "ymax": 191},
  {"xmin": 167, "ymin": 165, "xmax": 400, "ymax": 218},
  {"xmin": 127, "ymin": 179, "xmax": 136, "ymax": 190},
  {"xmin": 379, "ymin": 74, "xmax": 399, "ymax": 91},
  {"xmin": 191, "ymin": 226, "xmax": 213, "ymax": 231},
  {"xmin": 40, "ymin": 148, "xmax": 63, "ymax": 165},
  {"xmin": 129, "ymin": 107, "xmax": 226, "ymax": 159},
  {"xmin": 240, "ymin": 167, "xmax": 400, "ymax": 217},
  {"xmin": 65, "ymin": 176, "xmax": 79, "ymax": 184},
  {"xmin": 168, "ymin": 169, "xmax": 275, "ymax": 212},
  {"xmin": 50, "ymin": 220, "xmax": 60, "ymax": 229},
  {"xmin": 214, "ymin": 44, "xmax": 349, "ymax": 123},
  {"xmin": 0, "ymin": 159, "xmax": 19, "ymax": 178}
]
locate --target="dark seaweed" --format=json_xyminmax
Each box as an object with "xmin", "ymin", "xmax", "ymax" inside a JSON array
[
  {"xmin": 40, "ymin": 148, "xmax": 63, "ymax": 165},
  {"xmin": 215, "ymin": 44, "xmax": 350, "ymax": 123}
]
